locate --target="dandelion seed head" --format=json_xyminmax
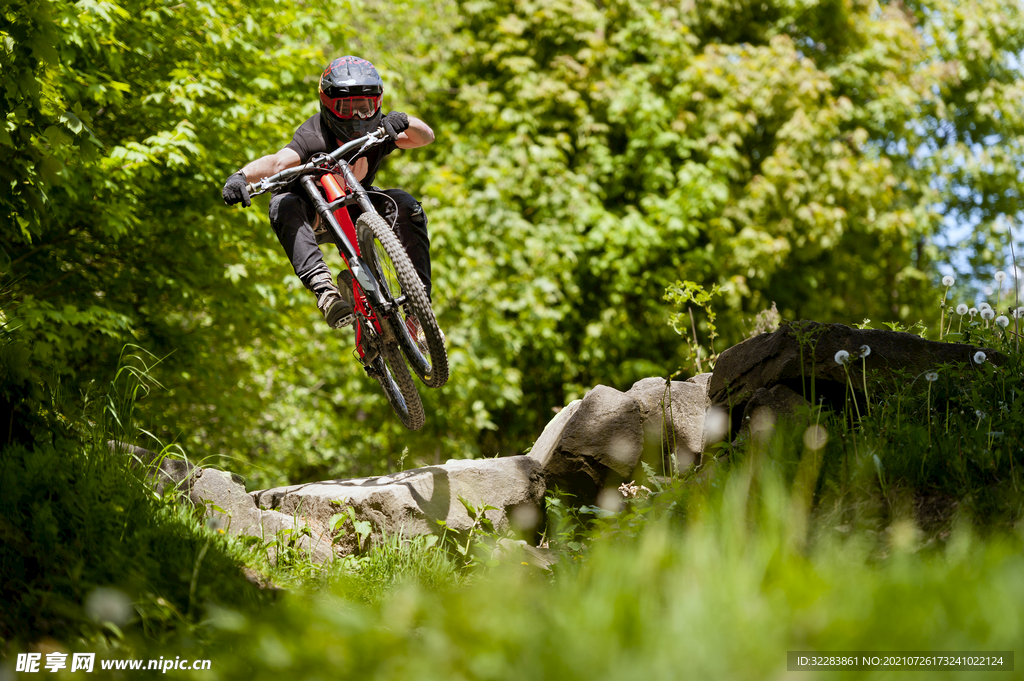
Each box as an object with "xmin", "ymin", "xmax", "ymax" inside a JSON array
[
  {"xmin": 860, "ymin": 345, "xmax": 871, "ymax": 357},
  {"xmin": 976, "ymin": 410, "xmax": 987, "ymax": 419},
  {"xmin": 598, "ymin": 488, "xmax": 625, "ymax": 512},
  {"xmin": 979, "ymin": 302, "xmax": 992, "ymax": 311},
  {"xmin": 996, "ymin": 315, "xmax": 1009, "ymax": 328},
  {"xmin": 981, "ymin": 308, "xmax": 995, "ymax": 320},
  {"xmin": 704, "ymin": 407, "xmax": 729, "ymax": 445},
  {"xmin": 956, "ymin": 304, "xmax": 969, "ymax": 315},
  {"xmin": 925, "ymin": 372, "xmax": 938, "ymax": 382},
  {"xmin": 995, "ymin": 271, "xmax": 1006, "ymax": 283},
  {"xmin": 803, "ymin": 425, "xmax": 828, "ymax": 451},
  {"xmin": 974, "ymin": 351, "xmax": 987, "ymax": 364},
  {"xmin": 969, "ymin": 307, "xmax": 978, "ymax": 316},
  {"xmin": 834, "ymin": 350, "xmax": 850, "ymax": 365},
  {"xmin": 942, "ymin": 275, "xmax": 955, "ymax": 287},
  {"xmin": 86, "ymin": 588, "xmax": 133, "ymax": 626}
]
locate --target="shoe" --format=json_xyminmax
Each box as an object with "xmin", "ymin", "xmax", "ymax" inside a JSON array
[{"xmin": 311, "ymin": 272, "xmax": 355, "ymax": 329}]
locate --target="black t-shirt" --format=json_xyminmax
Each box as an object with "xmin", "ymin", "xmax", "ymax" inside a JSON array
[{"xmin": 285, "ymin": 114, "xmax": 398, "ymax": 188}]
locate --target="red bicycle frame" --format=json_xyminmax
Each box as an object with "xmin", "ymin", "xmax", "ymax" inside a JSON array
[{"xmin": 320, "ymin": 173, "xmax": 377, "ymax": 358}]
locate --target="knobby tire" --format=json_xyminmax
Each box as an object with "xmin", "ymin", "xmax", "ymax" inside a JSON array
[
  {"xmin": 365, "ymin": 328, "xmax": 425, "ymax": 430},
  {"xmin": 356, "ymin": 212, "xmax": 449, "ymax": 388}
]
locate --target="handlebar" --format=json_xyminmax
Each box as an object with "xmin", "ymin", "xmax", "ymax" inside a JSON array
[{"xmin": 244, "ymin": 128, "xmax": 389, "ymax": 196}]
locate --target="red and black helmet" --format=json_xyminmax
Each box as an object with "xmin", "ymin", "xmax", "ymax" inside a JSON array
[{"xmin": 319, "ymin": 56, "xmax": 384, "ymax": 142}]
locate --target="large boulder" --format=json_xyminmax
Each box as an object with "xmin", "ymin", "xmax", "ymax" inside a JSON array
[
  {"xmin": 709, "ymin": 322, "xmax": 1003, "ymax": 408},
  {"xmin": 527, "ymin": 399, "xmax": 582, "ymax": 465},
  {"xmin": 625, "ymin": 377, "xmax": 710, "ymax": 474},
  {"xmin": 252, "ymin": 456, "xmax": 545, "ymax": 555},
  {"xmin": 530, "ymin": 385, "xmax": 643, "ymax": 503},
  {"xmin": 739, "ymin": 384, "xmax": 812, "ymax": 438},
  {"xmin": 191, "ymin": 469, "xmax": 333, "ymax": 563}
]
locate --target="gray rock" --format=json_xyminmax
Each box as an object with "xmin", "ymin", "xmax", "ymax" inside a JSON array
[
  {"xmin": 533, "ymin": 385, "xmax": 643, "ymax": 504},
  {"xmin": 257, "ymin": 510, "xmax": 334, "ymax": 564},
  {"xmin": 111, "ymin": 442, "xmax": 199, "ymax": 496},
  {"xmin": 738, "ymin": 384, "xmax": 812, "ymax": 442},
  {"xmin": 252, "ymin": 456, "xmax": 545, "ymax": 554},
  {"xmin": 190, "ymin": 469, "xmax": 262, "ymax": 535},
  {"xmin": 626, "ymin": 378, "xmax": 711, "ymax": 474},
  {"xmin": 192, "ymin": 469, "xmax": 334, "ymax": 563},
  {"xmin": 686, "ymin": 373, "xmax": 712, "ymax": 390},
  {"xmin": 709, "ymin": 321, "xmax": 1005, "ymax": 408},
  {"xmin": 113, "ymin": 443, "xmax": 335, "ymax": 563},
  {"xmin": 742, "ymin": 384, "xmax": 811, "ymax": 422},
  {"xmin": 491, "ymin": 538, "xmax": 559, "ymax": 570},
  {"xmin": 527, "ymin": 399, "xmax": 582, "ymax": 467}
]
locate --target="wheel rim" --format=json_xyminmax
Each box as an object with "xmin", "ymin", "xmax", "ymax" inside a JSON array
[
  {"xmin": 368, "ymin": 235, "xmax": 432, "ymax": 372},
  {"xmin": 375, "ymin": 357, "xmax": 410, "ymax": 420}
]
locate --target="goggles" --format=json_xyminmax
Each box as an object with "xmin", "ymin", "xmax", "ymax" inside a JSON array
[{"xmin": 319, "ymin": 91, "xmax": 382, "ymax": 119}]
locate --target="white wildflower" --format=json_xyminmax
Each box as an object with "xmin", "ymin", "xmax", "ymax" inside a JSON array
[
  {"xmin": 925, "ymin": 372, "xmax": 938, "ymax": 382},
  {"xmin": 979, "ymin": 302, "xmax": 992, "ymax": 311},
  {"xmin": 834, "ymin": 350, "xmax": 850, "ymax": 365},
  {"xmin": 995, "ymin": 271, "xmax": 1006, "ymax": 283},
  {"xmin": 981, "ymin": 308, "xmax": 995, "ymax": 321},
  {"xmin": 942, "ymin": 275, "xmax": 955, "ymax": 287},
  {"xmin": 973, "ymin": 351, "xmax": 987, "ymax": 364},
  {"xmin": 618, "ymin": 481, "xmax": 652, "ymax": 499},
  {"xmin": 956, "ymin": 304, "xmax": 969, "ymax": 315},
  {"xmin": 969, "ymin": 307, "xmax": 978, "ymax": 317},
  {"xmin": 976, "ymin": 410, "xmax": 987, "ymax": 419},
  {"xmin": 860, "ymin": 345, "xmax": 871, "ymax": 357},
  {"xmin": 996, "ymin": 315, "xmax": 1009, "ymax": 328}
]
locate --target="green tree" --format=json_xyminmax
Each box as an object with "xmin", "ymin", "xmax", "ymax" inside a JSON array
[
  {"xmin": 393, "ymin": 0, "xmax": 1024, "ymax": 450},
  {"xmin": 5, "ymin": 0, "xmax": 1022, "ymax": 487}
]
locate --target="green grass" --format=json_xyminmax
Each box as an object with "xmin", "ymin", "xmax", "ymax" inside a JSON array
[
  {"xmin": 2, "ymin": 321, "xmax": 1023, "ymax": 679},
  {"xmin": 108, "ymin": 460, "xmax": 1024, "ymax": 680}
]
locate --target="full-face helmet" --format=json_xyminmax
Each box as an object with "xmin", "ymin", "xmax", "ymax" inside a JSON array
[{"xmin": 318, "ymin": 56, "xmax": 384, "ymax": 142}]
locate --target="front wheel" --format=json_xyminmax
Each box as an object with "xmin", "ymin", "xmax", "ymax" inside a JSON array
[{"xmin": 356, "ymin": 212, "xmax": 449, "ymax": 388}]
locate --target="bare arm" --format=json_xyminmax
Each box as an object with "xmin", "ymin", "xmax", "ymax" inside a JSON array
[
  {"xmin": 240, "ymin": 147, "xmax": 302, "ymax": 182},
  {"xmin": 395, "ymin": 116, "xmax": 434, "ymax": 149}
]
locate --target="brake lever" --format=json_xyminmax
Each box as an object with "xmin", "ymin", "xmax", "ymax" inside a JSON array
[
  {"xmin": 246, "ymin": 173, "xmax": 292, "ymax": 196},
  {"xmin": 354, "ymin": 128, "xmax": 388, "ymax": 157}
]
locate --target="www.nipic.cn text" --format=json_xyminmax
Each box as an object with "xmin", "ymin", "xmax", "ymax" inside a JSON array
[{"xmin": 16, "ymin": 653, "xmax": 212, "ymax": 673}]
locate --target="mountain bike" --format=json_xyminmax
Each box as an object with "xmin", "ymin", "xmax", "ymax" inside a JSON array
[{"xmin": 244, "ymin": 128, "xmax": 448, "ymax": 430}]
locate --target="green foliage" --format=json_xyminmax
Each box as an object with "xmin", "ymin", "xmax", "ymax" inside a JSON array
[
  {"xmin": 48, "ymin": 419, "xmax": 1024, "ymax": 679},
  {"xmin": 4, "ymin": 291, "xmax": 1024, "ymax": 676},
  {"xmin": 391, "ymin": 0, "xmax": 1024, "ymax": 454},
  {"xmin": 0, "ymin": 338, "xmax": 264, "ymax": 646},
  {"xmin": 4, "ymin": 0, "xmax": 1024, "ymax": 488},
  {"xmin": 329, "ymin": 532, "xmax": 466, "ymax": 605},
  {"xmin": 664, "ymin": 279, "xmax": 722, "ymax": 371}
]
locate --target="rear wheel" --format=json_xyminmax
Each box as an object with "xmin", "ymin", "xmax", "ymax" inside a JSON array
[
  {"xmin": 356, "ymin": 212, "xmax": 449, "ymax": 388},
  {"xmin": 361, "ymin": 323, "xmax": 425, "ymax": 430}
]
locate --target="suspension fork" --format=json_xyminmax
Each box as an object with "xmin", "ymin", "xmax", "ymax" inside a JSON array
[{"xmin": 299, "ymin": 174, "xmax": 390, "ymax": 315}]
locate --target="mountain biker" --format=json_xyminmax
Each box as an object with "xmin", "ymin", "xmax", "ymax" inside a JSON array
[{"xmin": 221, "ymin": 56, "xmax": 434, "ymax": 329}]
